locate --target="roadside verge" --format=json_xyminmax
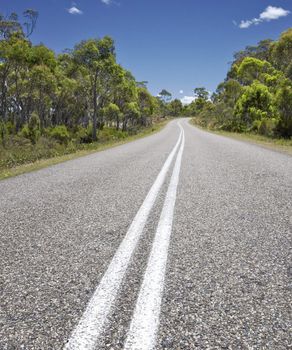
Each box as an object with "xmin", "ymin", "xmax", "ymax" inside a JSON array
[
  {"xmin": 0, "ymin": 120, "xmax": 169, "ymax": 181},
  {"xmin": 189, "ymin": 119, "xmax": 292, "ymax": 156}
]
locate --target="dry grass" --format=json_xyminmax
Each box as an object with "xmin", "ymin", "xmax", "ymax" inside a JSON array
[{"xmin": 0, "ymin": 120, "xmax": 169, "ymax": 180}]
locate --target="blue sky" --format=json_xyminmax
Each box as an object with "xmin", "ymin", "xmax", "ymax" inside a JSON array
[{"xmin": 1, "ymin": 1, "xmax": 291, "ymax": 102}]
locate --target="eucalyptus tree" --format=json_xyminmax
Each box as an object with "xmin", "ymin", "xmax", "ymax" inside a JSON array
[
  {"xmin": 112, "ymin": 67, "xmax": 138, "ymax": 130},
  {"xmin": 73, "ymin": 36, "xmax": 115, "ymax": 140},
  {"xmin": 0, "ymin": 9, "xmax": 38, "ymax": 39},
  {"xmin": 138, "ymin": 88, "xmax": 156, "ymax": 125},
  {"xmin": 193, "ymin": 87, "xmax": 209, "ymax": 100},
  {"xmin": 158, "ymin": 89, "xmax": 172, "ymax": 103},
  {"xmin": 276, "ymin": 83, "xmax": 292, "ymax": 137},
  {"xmin": 102, "ymin": 103, "xmax": 121, "ymax": 127},
  {"xmin": 123, "ymin": 102, "xmax": 140, "ymax": 130},
  {"xmin": 169, "ymin": 99, "xmax": 183, "ymax": 117}
]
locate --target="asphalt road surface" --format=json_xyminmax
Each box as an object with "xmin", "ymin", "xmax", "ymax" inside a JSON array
[{"xmin": 1, "ymin": 119, "xmax": 291, "ymax": 350}]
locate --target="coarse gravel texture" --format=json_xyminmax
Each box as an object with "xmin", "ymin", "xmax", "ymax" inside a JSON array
[
  {"xmin": 1, "ymin": 118, "xmax": 291, "ymax": 350},
  {"xmin": 157, "ymin": 120, "xmax": 292, "ymax": 349},
  {"xmin": 0, "ymin": 121, "xmax": 179, "ymax": 350}
]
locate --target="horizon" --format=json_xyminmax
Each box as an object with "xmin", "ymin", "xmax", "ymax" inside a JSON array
[{"xmin": 1, "ymin": 1, "xmax": 291, "ymax": 103}]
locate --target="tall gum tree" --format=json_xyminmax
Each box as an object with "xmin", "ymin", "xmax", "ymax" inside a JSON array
[{"xmin": 73, "ymin": 37, "xmax": 115, "ymax": 140}]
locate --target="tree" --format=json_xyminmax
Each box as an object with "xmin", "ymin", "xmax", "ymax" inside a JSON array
[
  {"xmin": 73, "ymin": 37, "xmax": 115, "ymax": 140},
  {"xmin": 234, "ymin": 81, "xmax": 275, "ymax": 129},
  {"xmin": 0, "ymin": 9, "xmax": 38, "ymax": 39},
  {"xmin": 136, "ymin": 81, "xmax": 148, "ymax": 89},
  {"xmin": 123, "ymin": 102, "xmax": 140, "ymax": 130},
  {"xmin": 194, "ymin": 87, "xmax": 209, "ymax": 100},
  {"xmin": 138, "ymin": 88, "xmax": 156, "ymax": 125},
  {"xmin": 0, "ymin": 12, "xmax": 23, "ymax": 39},
  {"xmin": 169, "ymin": 99, "xmax": 183, "ymax": 117},
  {"xmin": 233, "ymin": 39, "xmax": 273, "ymax": 62},
  {"xmin": 276, "ymin": 84, "xmax": 292, "ymax": 137},
  {"xmin": 0, "ymin": 7, "xmax": 169, "ymax": 166},
  {"xmin": 23, "ymin": 9, "xmax": 38, "ymax": 37},
  {"xmin": 215, "ymin": 79, "xmax": 243, "ymax": 105},
  {"xmin": 102, "ymin": 103, "xmax": 121, "ymax": 127},
  {"xmin": 271, "ymin": 28, "xmax": 292, "ymax": 77},
  {"xmin": 158, "ymin": 89, "xmax": 172, "ymax": 103},
  {"xmin": 189, "ymin": 87, "xmax": 209, "ymax": 115}
]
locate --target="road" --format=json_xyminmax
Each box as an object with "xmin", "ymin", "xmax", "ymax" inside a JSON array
[{"xmin": 1, "ymin": 119, "xmax": 291, "ymax": 349}]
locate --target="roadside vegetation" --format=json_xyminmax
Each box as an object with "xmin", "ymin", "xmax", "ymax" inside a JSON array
[
  {"xmin": 187, "ymin": 28, "xmax": 292, "ymax": 143},
  {"xmin": 0, "ymin": 10, "xmax": 183, "ymax": 176}
]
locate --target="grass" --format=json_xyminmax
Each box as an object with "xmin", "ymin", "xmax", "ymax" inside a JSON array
[
  {"xmin": 190, "ymin": 119, "xmax": 292, "ymax": 156},
  {"xmin": 0, "ymin": 120, "xmax": 169, "ymax": 181}
]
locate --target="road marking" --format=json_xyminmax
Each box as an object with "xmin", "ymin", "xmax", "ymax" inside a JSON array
[
  {"xmin": 124, "ymin": 124, "xmax": 185, "ymax": 350},
  {"xmin": 64, "ymin": 125, "xmax": 183, "ymax": 350}
]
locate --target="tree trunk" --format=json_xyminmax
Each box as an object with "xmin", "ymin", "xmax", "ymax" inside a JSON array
[
  {"xmin": 122, "ymin": 116, "xmax": 128, "ymax": 131},
  {"xmin": 92, "ymin": 72, "xmax": 98, "ymax": 141}
]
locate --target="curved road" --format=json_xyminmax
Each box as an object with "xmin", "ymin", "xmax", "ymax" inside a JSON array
[{"xmin": 1, "ymin": 119, "xmax": 291, "ymax": 349}]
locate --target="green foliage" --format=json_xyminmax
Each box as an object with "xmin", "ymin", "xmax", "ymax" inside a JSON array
[
  {"xmin": 168, "ymin": 99, "xmax": 183, "ymax": 117},
  {"xmin": 275, "ymin": 84, "xmax": 292, "ymax": 137},
  {"xmin": 0, "ymin": 8, "xmax": 165, "ymax": 171},
  {"xmin": 98, "ymin": 127, "xmax": 128, "ymax": 142},
  {"xmin": 28, "ymin": 112, "xmax": 41, "ymax": 144},
  {"xmin": 20, "ymin": 112, "xmax": 41, "ymax": 145},
  {"xmin": 124, "ymin": 102, "xmax": 140, "ymax": 119},
  {"xmin": 237, "ymin": 57, "xmax": 271, "ymax": 85},
  {"xmin": 158, "ymin": 89, "xmax": 172, "ymax": 103},
  {"xmin": 194, "ymin": 87, "xmax": 209, "ymax": 100},
  {"xmin": 191, "ymin": 28, "xmax": 292, "ymax": 139},
  {"xmin": 271, "ymin": 28, "xmax": 292, "ymax": 76},
  {"xmin": 0, "ymin": 121, "xmax": 8, "ymax": 147},
  {"xmin": 234, "ymin": 81, "xmax": 274, "ymax": 128},
  {"xmin": 49, "ymin": 125, "xmax": 70, "ymax": 144},
  {"xmin": 0, "ymin": 9, "xmax": 169, "ymax": 173},
  {"xmin": 103, "ymin": 103, "xmax": 121, "ymax": 123},
  {"xmin": 252, "ymin": 118, "xmax": 278, "ymax": 137}
]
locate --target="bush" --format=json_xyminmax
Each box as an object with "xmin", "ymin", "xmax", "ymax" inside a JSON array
[
  {"xmin": 20, "ymin": 112, "xmax": 41, "ymax": 144},
  {"xmin": 98, "ymin": 127, "xmax": 128, "ymax": 142},
  {"xmin": 20, "ymin": 125, "xmax": 30, "ymax": 140},
  {"xmin": 6, "ymin": 121, "xmax": 16, "ymax": 135},
  {"xmin": 74, "ymin": 125, "xmax": 94, "ymax": 143},
  {"xmin": 257, "ymin": 118, "xmax": 278, "ymax": 137},
  {"xmin": 0, "ymin": 122, "xmax": 8, "ymax": 147},
  {"xmin": 49, "ymin": 125, "xmax": 70, "ymax": 144},
  {"xmin": 276, "ymin": 85, "xmax": 292, "ymax": 138}
]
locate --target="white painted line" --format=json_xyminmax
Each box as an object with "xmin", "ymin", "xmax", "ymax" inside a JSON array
[
  {"xmin": 124, "ymin": 124, "xmax": 185, "ymax": 350},
  {"xmin": 64, "ymin": 125, "xmax": 183, "ymax": 350}
]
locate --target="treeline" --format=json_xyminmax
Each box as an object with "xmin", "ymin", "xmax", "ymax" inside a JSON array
[
  {"xmin": 188, "ymin": 28, "xmax": 292, "ymax": 138},
  {"xmin": 0, "ymin": 9, "xmax": 172, "ymax": 152}
]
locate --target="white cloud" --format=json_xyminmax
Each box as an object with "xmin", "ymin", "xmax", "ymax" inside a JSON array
[
  {"xmin": 238, "ymin": 6, "xmax": 290, "ymax": 29},
  {"xmin": 180, "ymin": 96, "xmax": 196, "ymax": 105},
  {"xmin": 68, "ymin": 6, "xmax": 83, "ymax": 15},
  {"xmin": 239, "ymin": 20, "xmax": 252, "ymax": 29},
  {"xmin": 101, "ymin": 0, "xmax": 112, "ymax": 4},
  {"xmin": 260, "ymin": 6, "xmax": 290, "ymax": 20},
  {"xmin": 179, "ymin": 90, "xmax": 184, "ymax": 94}
]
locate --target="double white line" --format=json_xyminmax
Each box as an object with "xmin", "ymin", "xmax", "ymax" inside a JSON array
[{"xmin": 65, "ymin": 123, "xmax": 185, "ymax": 350}]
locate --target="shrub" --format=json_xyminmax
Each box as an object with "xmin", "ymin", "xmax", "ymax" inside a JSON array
[
  {"xmin": 74, "ymin": 125, "xmax": 94, "ymax": 143},
  {"xmin": 234, "ymin": 81, "xmax": 274, "ymax": 128},
  {"xmin": 98, "ymin": 127, "xmax": 128, "ymax": 142},
  {"xmin": 257, "ymin": 118, "xmax": 278, "ymax": 137},
  {"xmin": 20, "ymin": 112, "xmax": 41, "ymax": 144},
  {"xmin": 0, "ymin": 122, "xmax": 8, "ymax": 147},
  {"xmin": 276, "ymin": 85, "xmax": 292, "ymax": 138},
  {"xmin": 6, "ymin": 121, "xmax": 15, "ymax": 135},
  {"xmin": 49, "ymin": 125, "xmax": 70, "ymax": 144}
]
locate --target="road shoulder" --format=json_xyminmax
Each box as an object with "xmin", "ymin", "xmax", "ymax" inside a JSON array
[
  {"xmin": 188, "ymin": 120, "xmax": 292, "ymax": 156},
  {"xmin": 0, "ymin": 120, "xmax": 170, "ymax": 181}
]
